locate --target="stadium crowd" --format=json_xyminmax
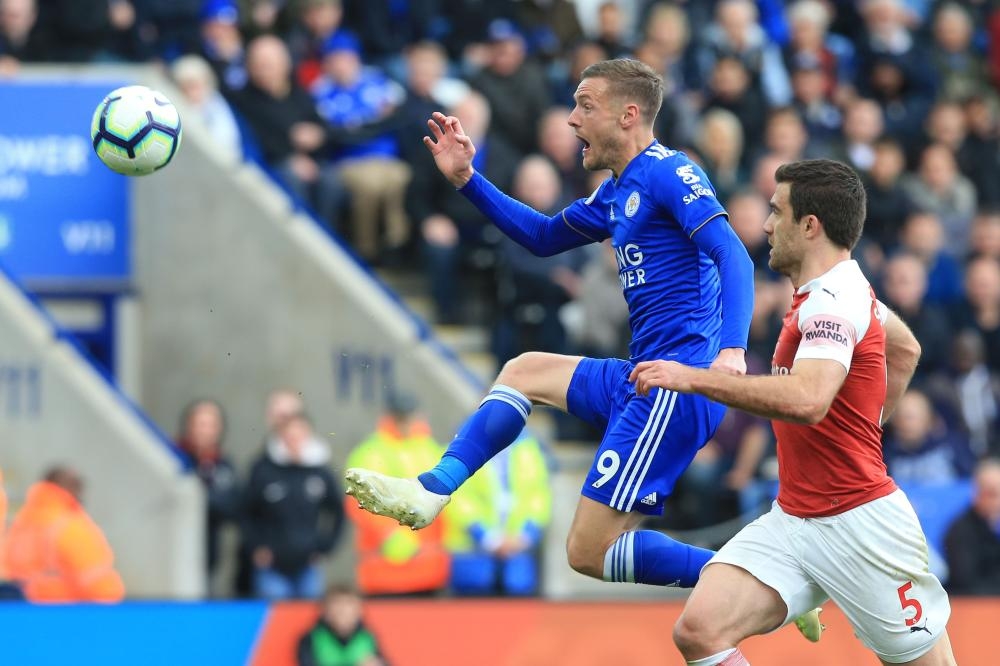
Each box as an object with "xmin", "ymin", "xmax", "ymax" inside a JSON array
[{"xmin": 3, "ymin": 0, "xmax": 1000, "ymax": 603}]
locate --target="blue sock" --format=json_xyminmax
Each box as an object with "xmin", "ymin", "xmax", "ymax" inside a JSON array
[
  {"xmin": 602, "ymin": 530, "xmax": 714, "ymax": 588},
  {"xmin": 418, "ymin": 385, "xmax": 531, "ymax": 495}
]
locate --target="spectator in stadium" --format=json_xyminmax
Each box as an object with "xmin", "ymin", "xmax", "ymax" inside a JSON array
[
  {"xmin": 836, "ymin": 96, "xmax": 886, "ymax": 174},
  {"xmin": 341, "ymin": 0, "xmax": 439, "ymax": 81},
  {"xmin": 445, "ymin": 431, "xmax": 551, "ymax": 596},
  {"xmin": 903, "ymin": 145, "xmax": 978, "ymax": 258},
  {"xmin": 468, "ymin": 18, "xmax": 552, "ymax": 156},
  {"xmin": 695, "ymin": 0, "xmax": 792, "ymax": 107},
  {"xmin": 880, "ymin": 252, "xmax": 954, "ymax": 377},
  {"xmin": 929, "ymin": 2, "xmax": 993, "ymax": 103},
  {"xmin": 285, "ymin": 0, "xmax": 344, "ymax": 88},
  {"xmin": 175, "ymin": 398, "xmax": 241, "ymax": 592},
  {"xmin": 34, "ymin": 0, "xmax": 138, "ymax": 62},
  {"xmin": 883, "ymin": 388, "xmax": 976, "ymax": 484},
  {"xmin": 493, "ymin": 155, "xmax": 586, "ymax": 365},
  {"xmin": 638, "ymin": 1, "xmax": 699, "ymax": 99},
  {"xmin": 0, "ymin": 467, "xmax": 24, "ymax": 600},
  {"xmin": 961, "ymin": 96, "xmax": 1000, "ymax": 207},
  {"xmin": 551, "ymin": 40, "xmax": 608, "ymax": 108},
  {"xmin": 861, "ymin": 137, "xmax": 912, "ymax": 252},
  {"xmin": 788, "ymin": 54, "xmax": 843, "ymax": 149},
  {"xmin": 953, "ymin": 255, "xmax": 1000, "ymax": 373},
  {"xmin": 783, "ymin": 0, "xmax": 856, "ymax": 99},
  {"xmin": 694, "ymin": 108, "xmax": 747, "ymax": 206},
  {"xmin": 756, "ymin": 105, "xmax": 818, "ymax": 165},
  {"xmin": 243, "ymin": 411, "xmax": 345, "ymax": 600},
  {"xmin": 943, "ymin": 457, "xmax": 1000, "ymax": 595},
  {"xmin": 860, "ymin": 52, "xmax": 935, "ymax": 147},
  {"xmin": 231, "ymin": 34, "xmax": 347, "ymax": 231},
  {"xmin": 925, "ymin": 329, "xmax": 1000, "ymax": 458},
  {"xmin": 0, "ymin": 0, "xmax": 44, "ymax": 72},
  {"xmin": 311, "ymin": 29, "xmax": 412, "ymax": 263},
  {"xmin": 702, "ymin": 56, "xmax": 768, "ymax": 158},
  {"xmin": 561, "ymin": 239, "xmax": 630, "ymax": 360},
  {"xmin": 401, "ymin": 40, "xmax": 470, "ymax": 117},
  {"xmin": 200, "ymin": 0, "xmax": 247, "ymax": 93},
  {"xmin": 969, "ymin": 209, "xmax": 1000, "ymax": 261},
  {"xmin": 896, "ymin": 211, "xmax": 965, "ymax": 306},
  {"xmin": 591, "ymin": 1, "xmax": 633, "ymax": 59},
  {"xmin": 171, "ymin": 54, "xmax": 243, "ymax": 164},
  {"xmin": 344, "ymin": 390, "xmax": 450, "ymax": 596},
  {"xmin": 405, "ymin": 90, "xmax": 519, "ymax": 324},
  {"xmin": 631, "ymin": 39, "xmax": 699, "ymax": 151},
  {"xmin": 136, "ymin": 0, "xmax": 202, "ymax": 60},
  {"xmin": 238, "ymin": 0, "xmax": 293, "ymax": 38},
  {"xmin": 537, "ymin": 106, "xmax": 593, "ymax": 202},
  {"xmin": 3, "ymin": 466, "xmax": 125, "ymax": 603},
  {"xmin": 297, "ymin": 584, "xmax": 387, "ymax": 666},
  {"xmin": 854, "ymin": 0, "xmax": 935, "ymax": 102},
  {"xmin": 750, "ymin": 151, "xmax": 784, "ymax": 200},
  {"xmin": 513, "ymin": 0, "xmax": 584, "ymax": 63},
  {"xmin": 725, "ymin": 189, "xmax": 773, "ymax": 271}
]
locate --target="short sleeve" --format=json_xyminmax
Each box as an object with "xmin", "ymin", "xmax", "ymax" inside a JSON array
[
  {"xmin": 793, "ymin": 288, "xmax": 872, "ymax": 372},
  {"xmin": 652, "ymin": 153, "xmax": 728, "ymax": 237},
  {"xmin": 562, "ymin": 179, "xmax": 613, "ymax": 243}
]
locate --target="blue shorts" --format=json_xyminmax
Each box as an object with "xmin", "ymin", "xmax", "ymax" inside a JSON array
[{"xmin": 567, "ymin": 357, "xmax": 726, "ymax": 515}]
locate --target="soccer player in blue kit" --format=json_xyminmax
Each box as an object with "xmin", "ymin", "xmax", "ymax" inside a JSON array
[{"xmin": 346, "ymin": 58, "xmax": 819, "ymax": 636}]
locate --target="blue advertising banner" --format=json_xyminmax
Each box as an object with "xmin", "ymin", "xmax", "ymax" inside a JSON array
[{"xmin": 0, "ymin": 81, "xmax": 129, "ymax": 289}]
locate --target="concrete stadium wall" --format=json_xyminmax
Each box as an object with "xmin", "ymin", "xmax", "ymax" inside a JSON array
[
  {"xmin": 129, "ymin": 70, "xmax": 481, "ymax": 472},
  {"xmin": 0, "ymin": 269, "xmax": 204, "ymax": 598}
]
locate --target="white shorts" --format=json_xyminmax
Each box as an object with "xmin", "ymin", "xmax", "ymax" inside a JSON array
[{"xmin": 709, "ymin": 489, "xmax": 951, "ymax": 663}]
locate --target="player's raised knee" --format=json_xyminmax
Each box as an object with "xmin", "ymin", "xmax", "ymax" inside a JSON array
[
  {"xmin": 496, "ymin": 352, "xmax": 550, "ymax": 388},
  {"xmin": 565, "ymin": 532, "xmax": 602, "ymax": 579},
  {"xmin": 673, "ymin": 610, "xmax": 717, "ymax": 658}
]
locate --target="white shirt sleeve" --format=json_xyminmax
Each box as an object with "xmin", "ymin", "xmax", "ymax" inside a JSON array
[{"xmin": 794, "ymin": 286, "xmax": 873, "ymax": 372}]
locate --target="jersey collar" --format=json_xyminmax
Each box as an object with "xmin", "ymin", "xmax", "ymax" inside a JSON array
[{"xmin": 795, "ymin": 259, "xmax": 861, "ymax": 295}]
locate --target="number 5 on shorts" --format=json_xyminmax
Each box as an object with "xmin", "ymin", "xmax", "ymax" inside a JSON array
[{"xmin": 897, "ymin": 581, "xmax": 923, "ymax": 626}]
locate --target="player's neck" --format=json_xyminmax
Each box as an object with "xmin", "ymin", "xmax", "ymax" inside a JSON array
[
  {"xmin": 790, "ymin": 248, "xmax": 852, "ymax": 290},
  {"xmin": 612, "ymin": 132, "xmax": 657, "ymax": 178}
]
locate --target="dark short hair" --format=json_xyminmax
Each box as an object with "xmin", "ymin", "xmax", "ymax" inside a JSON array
[
  {"xmin": 774, "ymin": 159, "xmax": 866, "ymax": 250},
  {"xmin": 580, "ymin": 58, "xmax": 664, "ymax": 126}
]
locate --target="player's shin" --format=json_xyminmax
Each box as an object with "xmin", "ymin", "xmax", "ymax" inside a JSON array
[
  {"xmin": 418, "ymin": 385, "xmax": 532, "ymax": 495},
  {"xmin": 602, "ymin": 530, "xmax": 714, "ymax": 588}
]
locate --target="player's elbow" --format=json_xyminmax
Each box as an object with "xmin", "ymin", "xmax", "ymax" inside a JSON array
[{"xmin": 790, "ymin": 399, "xmax": 831, "ymax": 425}]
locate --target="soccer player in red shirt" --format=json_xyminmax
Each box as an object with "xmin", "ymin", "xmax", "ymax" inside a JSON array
[{"xmin": 630, "ymin": 159, "xmax": 956, "ymax": 666}]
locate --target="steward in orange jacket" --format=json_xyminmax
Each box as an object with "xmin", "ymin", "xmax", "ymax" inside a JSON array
[
  {"xmin": 345, "ymin": 394, "xmax": 450, "ymax": 596},
  {"xmin": 3, "ymin": 468, "xmax": 125, "ymax": 603}
]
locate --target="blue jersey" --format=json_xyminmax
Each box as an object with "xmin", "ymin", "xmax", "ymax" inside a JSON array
[{"xmin": 562, "ymin": 142, "xmax": 728, "ymax": 365}]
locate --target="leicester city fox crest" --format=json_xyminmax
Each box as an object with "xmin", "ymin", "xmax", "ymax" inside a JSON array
[{"xmin": 625, "ymin": 191, "xmax": 640, "ymax": 217}]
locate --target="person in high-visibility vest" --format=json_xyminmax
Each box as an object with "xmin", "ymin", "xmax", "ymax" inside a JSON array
[
  {"xmin": 345, "ymin": 391, "xmax": 450, "ymax": 596},
  {"xmin": 444, "ymin": 432, "xmax": 552, "ymax": 595},
  {"xmin": 3, "ymin": 466, "xmax": 124, "ymax": 603}
]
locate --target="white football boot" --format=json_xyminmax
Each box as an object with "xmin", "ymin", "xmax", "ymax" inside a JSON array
[
  {"xmin": 794, "ymin": 607, "xmax": 825, "ymax": 643},
  {"xmin": 344, "ymin": 468, "xmax": 451, "ymax": 529}
]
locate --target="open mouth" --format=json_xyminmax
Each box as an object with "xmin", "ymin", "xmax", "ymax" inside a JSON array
[{"xmin": 578, "ymin": 136, "xmax": 591, "ymax": 153}]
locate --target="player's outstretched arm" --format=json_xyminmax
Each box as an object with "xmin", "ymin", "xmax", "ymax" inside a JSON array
[
  {"xmin": 629, "ymin": 358, "xmax": 847, "ymax": 424},
  {"xmin": 423, "ymin": 111, "xmax": 477, "ymax": 188},
  {"xmin": 882, "ymin": 309, "xmax": 921, "ymax": 425}
]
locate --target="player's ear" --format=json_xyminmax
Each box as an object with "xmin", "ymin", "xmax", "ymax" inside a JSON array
[
  {"xmin": 620, "ymin": 103, "xmax": 640, "ymax": 128},
  {"xmin": 802, "ymin": 215, "xmax": 822, "ymax": 239}
]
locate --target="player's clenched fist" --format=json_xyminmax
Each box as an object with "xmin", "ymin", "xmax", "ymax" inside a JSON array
[{"xmin": 629, "ymin": 360, "xmax": 700, "ymax": 397}]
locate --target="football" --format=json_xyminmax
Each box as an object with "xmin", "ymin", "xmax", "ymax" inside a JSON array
[{"xmin": 90, "ymin": 85, "xmax": 182, "ymax": 176}]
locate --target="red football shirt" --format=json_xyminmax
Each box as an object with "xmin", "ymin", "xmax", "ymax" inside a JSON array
[{"xmin": 771, "ymin": 260, "xmax": 896, "ymax": 517}]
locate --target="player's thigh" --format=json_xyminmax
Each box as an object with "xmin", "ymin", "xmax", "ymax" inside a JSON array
[
  {"xmin": 496, "ymin": 352, "xmax": 589, "ymax": 411},
  {"xmin": 676, "ymin": 562, "xmax": 789, "ymax": 650},
  {"xmin": 580, "ymin": 389, "xmax": 725, "ymax": 514},
  {"xmin": 883, "ymin": 630, "xmax": 956, "ymax": 666},
  {"xmin": 802, "ymin": 491, "xmax": 952, "ymax": 664},
  {"xmin": 708, "ymin": 504, "xmax": 828, "ymax": 628}
]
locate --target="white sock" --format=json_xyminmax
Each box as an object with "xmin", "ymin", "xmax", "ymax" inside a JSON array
[{"xmin": 687, "ymin": 648, "xmax": 737, "ymax": 665}]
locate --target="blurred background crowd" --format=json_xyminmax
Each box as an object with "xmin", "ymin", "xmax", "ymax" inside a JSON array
[{"xmin": 2, "ymin": 0, "xmax": 1000, "ymax": 623}]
